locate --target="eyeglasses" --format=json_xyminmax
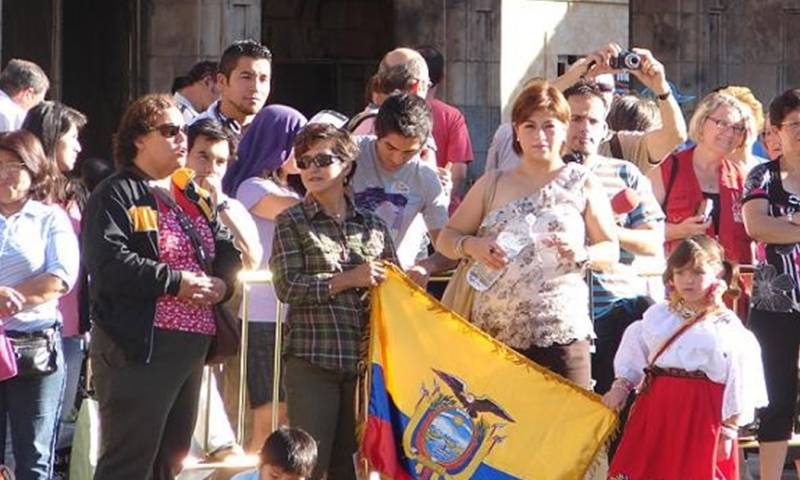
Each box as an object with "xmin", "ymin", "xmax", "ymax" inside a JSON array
[
  {"xmin": 0, "ymin": 162, "xmax": 26, "ymax": 176},
  {"xmin": 706, "ymin": 117, "xmax": 746, "ymax": 135},
  {"xmin": 152, "ymin": 123, "xmax": 187, "ymax": 138},
  {"xmin": 296, "ymin": 153, "xmax": 340, "ymax": 170}
]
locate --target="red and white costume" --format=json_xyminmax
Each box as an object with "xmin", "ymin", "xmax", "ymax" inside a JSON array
[{"xmin": 608, "ymin": 303, "xmax": 767, "ymax": 480}]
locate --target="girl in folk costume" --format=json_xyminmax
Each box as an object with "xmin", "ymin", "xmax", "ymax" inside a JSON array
[{"xmin": 604, "ymin": 235, "xmax": 767, "ymax": 480}]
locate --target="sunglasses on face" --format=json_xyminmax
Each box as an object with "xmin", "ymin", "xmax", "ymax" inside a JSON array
[
  {"xmin": 152, "ymin": 123, "xmax": 188, "ymax": 138},
  {"xmin": 296, "ymin": 153, "xmax": 340, "ymax": 170}
]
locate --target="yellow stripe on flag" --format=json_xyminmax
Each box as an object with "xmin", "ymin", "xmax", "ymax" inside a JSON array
[{"xmin": 364, "ymin": 265, "xmax": 617, "ymax": 479}]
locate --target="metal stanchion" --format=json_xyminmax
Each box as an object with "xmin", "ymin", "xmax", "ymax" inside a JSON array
[
  {"xmin": 271, "ymin": 301, "xmax": 284, "ymax": 433},
  {"xmin": 236, "ymin": 269, "xmax": 274, "ymax": 446}
]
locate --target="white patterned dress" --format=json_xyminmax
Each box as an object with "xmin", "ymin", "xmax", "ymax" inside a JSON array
[{"xmin": 470, "ymin": 163, "xmax": 594, "ymax": 349}]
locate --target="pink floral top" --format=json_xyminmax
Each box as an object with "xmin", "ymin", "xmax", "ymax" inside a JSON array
[{"xmin": 153, "ymin": 205, "xmax": 216, "ymax": 335}]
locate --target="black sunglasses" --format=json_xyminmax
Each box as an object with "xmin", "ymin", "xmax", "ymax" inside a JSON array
[
  {"xmin": 296, "ymin": 153, "xmax": 340, "ymax": 170},
  {"xmin": 153, "ymin": 123, "xmax": 188, "ymax": 138}
]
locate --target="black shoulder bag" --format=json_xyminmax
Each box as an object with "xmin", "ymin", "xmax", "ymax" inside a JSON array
[{"xmin": 150, "ymin": 187, "xmax": 240, "ymax": 364}]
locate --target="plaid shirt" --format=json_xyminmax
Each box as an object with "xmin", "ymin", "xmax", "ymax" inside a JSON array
[{"xmin": 270, "ymin": 195, "xmax": 398, "ymax": 374}]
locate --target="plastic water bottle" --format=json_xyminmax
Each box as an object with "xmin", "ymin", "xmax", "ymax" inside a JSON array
[{"xmin": 466, "ymin": 215, "xmax": 535, "ymax": 292}]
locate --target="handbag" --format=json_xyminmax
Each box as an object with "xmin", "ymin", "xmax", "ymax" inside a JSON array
[
  {"xmin": 0, "ymin": 328, "xmax": 17, "ymax": 381},
  {"xmin": 8, "ymin": 328, "xmax": 58, "ymax": 378},
  {"xmin": 150, "ymin": 187, "xmax": 240, "ymax": 365},
  {"xmin": 440, "ymin": 170, "xmax": 503, "ymax": 319}
]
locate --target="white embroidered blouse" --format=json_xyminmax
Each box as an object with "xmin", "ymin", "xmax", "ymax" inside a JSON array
[{"xmin": 614, "ymin": 303, "xmax": 767, "ymax": 425}]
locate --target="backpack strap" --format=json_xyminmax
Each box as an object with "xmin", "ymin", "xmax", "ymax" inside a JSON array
[
  {"xmin": 661, "ymin": 153, "xmax": 680, "ymax": 211},
  {"xmin": 345, "ymin": 111, "xmax": 378, "ymax": 133}
]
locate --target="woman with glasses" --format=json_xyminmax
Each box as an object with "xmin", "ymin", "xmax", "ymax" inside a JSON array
[
  {"xmin": 82, "ymin": 94, "xmax": 242, "ymax": 480},
  {"xmin": 270, "ymin": 123, "xmax": 398, "ymax": 480},
  {"xmin": 743, "ymin": 88, "xmax": 800, "ymax": 479},
  {"xmin": 649, "ymin": 92, "xmax": 755, "ymax": 312},
  {"xmin": 0, "ymin": 130, "xmax": 79, "ymax": 480}
]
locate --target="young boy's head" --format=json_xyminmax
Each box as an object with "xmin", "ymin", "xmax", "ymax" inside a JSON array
[{"xmin": 259, "ymin": 427, "xmax": 317, "ymax": 480}]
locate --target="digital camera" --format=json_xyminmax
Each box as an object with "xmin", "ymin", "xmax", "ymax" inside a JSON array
[{"xmin": 610, "ymin": 51, "xmax": 642, "ymax": 70}]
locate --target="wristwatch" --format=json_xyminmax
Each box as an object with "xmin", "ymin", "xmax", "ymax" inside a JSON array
[
  {"xmin": 216, "ymin": 200, "xmax": 230, "ymax": 214},
  {"xmin": 656, "ymin": 90, "xmax": 671, "ymax": 101}
]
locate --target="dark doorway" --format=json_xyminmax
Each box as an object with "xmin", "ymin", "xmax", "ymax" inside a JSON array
[
  {"xmin": 2, "ymin": 0, "xmax": 54, "ymax": 76},
  {"xmin": 2, "ymin": 0, "xmax": 143, "ymax": 163},
  {"xmin": 262, "ymin": 0, "xmax": 394, "ymax": 118},
  {"xmin": 61, "ymin": 0, "xmax": 142, "ymax": 162}
]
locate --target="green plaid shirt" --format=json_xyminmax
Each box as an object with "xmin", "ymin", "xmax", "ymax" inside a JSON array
[{"xmin": 270, "ymin": 195, "xmax": 398, "ymax": 374}]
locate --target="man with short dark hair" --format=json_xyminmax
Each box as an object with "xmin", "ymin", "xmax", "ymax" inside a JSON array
[
  {"xmin": 0, "ymin": 58, "xmax": 49, "ymax": 131},
  {"xmin": 173, "ymin": 61, "xmax": 219, "ymax": 122},
  {"xmin": 351, "ymin": 93, "xmax": 454, "ymax": 286},
  {"xmin": 562, "ymin": 80, "xmax": 664, "ymax": 396},
  {"xmin": 193, "ymin": 39, "xmax": 272, "ymax": 139},
  {"xmin": 417, "ymin": 45, "xmax": 474, "ymax": 210},
  {"xmin": 186, "ymin": 119, "xmax": 261, "ymax": 269}
]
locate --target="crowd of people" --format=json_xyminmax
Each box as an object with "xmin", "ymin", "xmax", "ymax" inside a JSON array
[{"xmin": 0, "ymin": 35, "xmax": 799, "ymax": 480}]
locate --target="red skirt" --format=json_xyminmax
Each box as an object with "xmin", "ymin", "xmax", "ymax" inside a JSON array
[{"xmin": 608, "ymin": 375, "xmax": 738, "ymax": 480}]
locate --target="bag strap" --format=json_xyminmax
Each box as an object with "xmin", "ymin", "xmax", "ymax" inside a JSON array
[
  {"xmin": 648, "ymin": 310, "xmax": 708, "ymax": 367},
  {"xmin": 481, "ymin": 170, "xmax": 502, "ymax": 214},
  {"xmin": 661, "ymin": 153, "xmax": 680, "ymax": 210},
  {"xmin": 345, "ymin": 111, "xmax": 377, "ymax": 133},
  {"xmin": 609, "ymin": 132, "xmax": 624, "ymax": 160},
  {"xmin": 149, "ymin": 186, "xmax": 213, "ymax": 274}
]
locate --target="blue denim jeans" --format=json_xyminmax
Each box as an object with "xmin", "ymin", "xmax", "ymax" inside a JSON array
[{"xmin": 0, "ymin": 335, "xmax": 65, "ymax": 480}]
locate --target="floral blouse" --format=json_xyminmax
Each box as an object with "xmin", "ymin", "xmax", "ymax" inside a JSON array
[
  {"xmin": 743, "ymin": 159, "xmax": 800, "ymax": 313},
  {"xmin": 470, "ymin": 163, "xmax": 594, "ymax": 349}
]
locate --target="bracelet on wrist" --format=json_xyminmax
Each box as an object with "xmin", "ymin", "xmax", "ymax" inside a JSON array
[
  {"xmin": 454, "ymin": 235, "xmax": 472, "ymax": 259},
  {"xmin": 611, "ymin": 377, "xmax": 634, "ymax": 393}
]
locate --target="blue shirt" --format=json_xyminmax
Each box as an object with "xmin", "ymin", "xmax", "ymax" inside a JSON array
[{"xmin": 0, "ymin": 200, "xmax": 79, "ymax": 332}]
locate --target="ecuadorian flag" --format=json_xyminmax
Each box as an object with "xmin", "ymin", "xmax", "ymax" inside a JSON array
[{"xmin": 360, "ymin": 266, "xmax": 616, "ymax": 479}]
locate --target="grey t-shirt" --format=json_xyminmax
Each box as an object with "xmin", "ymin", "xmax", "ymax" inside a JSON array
[{"xmin": 351, "ymin": 135, "xmax": 449, "ymax": 268}]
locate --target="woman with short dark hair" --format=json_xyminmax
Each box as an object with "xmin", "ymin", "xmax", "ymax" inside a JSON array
[
  {"xmin": 743, "ymin": 88, "xmax": 800, "ymax": 479},
  {"xmin": 0, "ymin": 130, "xmax": 79, "ymax": 480},
  {"xmin": 82, "ymin": 94, "xmax": 242, "ymax": 480},
  {"xmin": 270, "ymin": 123, "xmax": 397, "ymax": 480}
]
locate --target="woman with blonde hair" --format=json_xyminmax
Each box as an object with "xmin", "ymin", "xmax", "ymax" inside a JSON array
[
  {"xmin": 649, "ymin": 92, "xmax": 755, "ymax": 317},
  {"xmin": 438, "ymin": 80, "xmax": 618, "ymax": 387}
]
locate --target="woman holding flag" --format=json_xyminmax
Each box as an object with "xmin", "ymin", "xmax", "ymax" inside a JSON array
[
  {"xmin": 438, "ymin": 79, "xmax": 618, "ymax": 388},
  {"xmin": 270, "ymin": 123, "xmax": 398, "ymax": 480}
]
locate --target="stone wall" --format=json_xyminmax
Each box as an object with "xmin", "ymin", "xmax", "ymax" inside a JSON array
[
  {"xmin": 394, "ymin": 0, "xmax": 501, "ymax": 179},
  {"xmin": 500, "ymin": 0, "xmax": 629, "ymax": 119},
  {"xmin": 145, "ymin": 0, "xmax": 261, "ymax": 93},
  {"xmin": 631, "ymin": 0, "xmax": 800, "ymax": 114}
]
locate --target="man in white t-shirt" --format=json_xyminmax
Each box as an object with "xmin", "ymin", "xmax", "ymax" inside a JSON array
[
  {"xmin": 351, "ymin": 93, "xmax": 455, "ymax": 286},
  {"xmin": 184, "ymin": 118, "xmax": 262, "ymax": 458}
]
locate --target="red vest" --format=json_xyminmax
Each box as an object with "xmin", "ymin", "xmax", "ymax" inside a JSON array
[{"xmin": 661, "ymin": 146, "xmax": 752, "ymax": 264}]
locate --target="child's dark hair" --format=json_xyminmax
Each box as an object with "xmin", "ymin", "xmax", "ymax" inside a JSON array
[
  {"xmin": 663, "ymin": 235, "xmax": 740, "ymax": 299},
  {"xmin": 260, "ymin": 426, "xmax": 317, "ymax": 477}
]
